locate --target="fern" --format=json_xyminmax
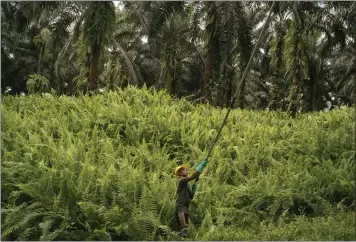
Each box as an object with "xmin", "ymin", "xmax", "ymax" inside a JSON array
[
  {"xmin": 41, "ymin": 229, "xmax": 62, "ymax": 241},
  {"xmin": 91, "ymin": 228, "xmax": 112, "ymax": 241},
  {"xmin": 78, "ymin": 201, "xmax": 105, "ymax": 228},
  {"xmin": 1, "ymin": 202, "xmax": 45, "ymax": 240},
  {"xmin": 137, "ymin": 185, "xmax": 159, "ymax": 215},
  {"xmin": 39, "ymin": 217, "xmax": 55, "ymax": 240},
  {"xmin": 102, "ymin": 205, "xmax": 126, "ymax": 227},
  {"xmin": 126, "ymin": 212, "xmax": 161, "ymax": 241},
  {"xmin": 18, "ymin": 227, "xmax": 40, "ymax": 241},
  {"xmin": 2, "ymin": 87, "xmax": 354, "ymax": 240}
]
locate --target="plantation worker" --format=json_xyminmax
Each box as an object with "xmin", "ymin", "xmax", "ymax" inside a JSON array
[{"xmin": 174, "ymin": 159, "xmax": 208, "ymax": 237}]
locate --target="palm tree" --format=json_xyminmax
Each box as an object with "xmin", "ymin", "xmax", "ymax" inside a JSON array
[
  {"xmin": 235, "ymin": 2, "xmax": 253, "ymax": 109},
  {"xmin": 202, "ymin": 1, "xmax": 219, "ymax": 104},
  {"xmin": 324, "ymin": 1, "xmax": 356, "ymax": 106},
  {"xmin": 156, "ymin": 11, "xmax": 197, "ymax": 95},
  {"xmin": 82, "ymin": 2, "xmax": 116, "ymax": 91},
  {"xmin": 202, "ymin": 2, "xmax": 252, "ymax": 107},
  {"xmin": 105, "ymin": 7, "xmax": 142, "ymax": 88},
  {"xmin": 122, "ymin": 1, "xmax": 198, "ymax": 95},
  {"xmin": 255, "ymin": 2, "xmax": 349, "ymax": 114},
  {"xmin": 1, "ymin": 1, "xmax": 60, "ymax": 93},
  {"xmin": 54, "ymin": 2, "xmax": 120, "ymax": 93}
]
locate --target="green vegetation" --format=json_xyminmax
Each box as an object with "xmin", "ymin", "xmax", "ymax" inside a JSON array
[{"xmin": 2, "ymin": 86, "xmax": 355, "ymax": 240}]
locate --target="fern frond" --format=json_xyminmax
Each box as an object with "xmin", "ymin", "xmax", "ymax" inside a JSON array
[
  {"xmin": 39, "ymin": 217, "xmax": 55, "ymax": 240},
  {"xmin": 1, "ymin": 201, "xmax": 45, "ymax": 239},
  {"xmin": 126, "ymin": 212, "xmax": 160, "ymax": 241},
  {"xmin": 41, "ymin": 229, "xmax": 62, "ymax": 241},
  {"xmin": 137, "ymin": 185, "xmax": 159, "ymax": 215}
]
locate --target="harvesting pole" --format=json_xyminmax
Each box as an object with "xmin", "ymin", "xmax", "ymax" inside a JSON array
[{"xmin": 204, "ymin": 1, "xmax": 276, "ymax": 162}]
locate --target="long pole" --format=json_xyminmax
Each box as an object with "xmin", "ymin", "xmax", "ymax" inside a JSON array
[{"xmin": 204, "ymin": 2, "xmax": 276, "ymax": 161}]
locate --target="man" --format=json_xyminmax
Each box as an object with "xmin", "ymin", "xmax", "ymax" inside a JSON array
[{"xmin": 174, "ymin": 160, "xmax": 208, "ymax": 237}]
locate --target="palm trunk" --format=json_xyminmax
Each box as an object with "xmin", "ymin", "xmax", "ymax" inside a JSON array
[
  {"xmin": 134, "ymin": 65, "xmax": 144, "ymax": 87},
  {"xmin": 286, "ymin": 22, "xmax": 302, "ymax": 118},
  {"xmin": 289, "ymin": 77, "xmax": 299, "ymax": 118},
  {"xmin": 238, "ymin": 75, "xmax": 246, "ymax": 109},
  {"xmin": 233, "ymin": 2, "xmax": 252, "ymax": 109},
  {"xmin": 269, "ymin": 24, "xmax": 284, "ymax": 110},
  {"xmin": 37, "ymin": 47, "xmax": 42, "ymax": 74},
  {"xmin": 156, "ymin": 67, "xmax": 167, "ymax": 89},
  {"xmin": 105, "ymin": 59, "xmax": 114, "ymax": 89},
  {"xmin": 51, "ymin": 58, "xmax": 55, "ymax": 91},
  {"xmin": 237, "ymin": 56, "xmax": 249, "ymax": 109},
  {"xmin": 203, "ymin": 3, "xmax": 217, "ymax": 103},
  {"xmin": 225, "ymin": 55, "xmax": 234, "ymax": 107},
  {"xmin": 51, "ymin": 49, "xmax": 59, "ymax": 93},
  {"xmin": 203, "ymin": 42, "xmax": 213, "ymax": 102},
  {"xmin": 288, "ymin": 46, "xmax": 301, "ymax": 118},
  {"xmin": 226, "ymin": 74, "xmax": 233, "ymax": 107},
  {"xmin": 84, "ymin": 50, "xmax": 91, "ymax": 93},
  {"xmin": 307, "ymin": 64, "xmax": 316, "ymax": 112},
  {"xmin": 165, "ymin": 68, "xmax": 173, "ymax": 94},
  {"xmin": 88, "ymin": 43, "xmax": 100, "ymax": 91},
  {"xmin": 225, "ymin": 20, "xmax": 234, "ymax": 107}
]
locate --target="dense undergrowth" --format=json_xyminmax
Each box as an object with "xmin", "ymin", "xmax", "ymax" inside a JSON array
[{"xmin": 1, "ymin": 86, "xmax": 355, "ymax": 240}]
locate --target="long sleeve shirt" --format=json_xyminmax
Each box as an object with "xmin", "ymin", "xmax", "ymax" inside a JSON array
[{"xmin": 175, "ymin": 171, "xmax": 199, "ymax": 210}]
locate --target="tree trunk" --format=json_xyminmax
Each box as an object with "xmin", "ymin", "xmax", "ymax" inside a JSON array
[
  {"xmin": 226, "ymin": 74, "xmax": 233, "ymax": 107},
  {"xmin": 165, "ymin": 68, "xmax": 173, "ymax": 94},
  {"xmin": 289, "ymin": 74, "xmax": 301, "ymax": 118},
  {"xmin": 203, "ymin": 3, "xmax": 217, "ymax": 103},
  {"xmin": 203, "ymin": 42, "xmax": 213, "ymax": 102},
  {"xmin": 307, "ymin": 67, "xmax": 317, "ymax": 112},
  {"xmin": 237, "ymin": 50, "xmax": 249, "ymax": 109},
  {"xmin": 225, "ymin": 60, "xmax": 234, "ymax": 107},
  {"xmin": 51, "ymin": 50, "xmax": 59, "ymax": 93},
  {"xmin": 306, "ymin": 80, "xmax": 314, "ymax": 112},
  {"xmin": 134, "ymin": 64, "xmax": 144, "ymax": 87},
  {"xmin": 88, "ymin": 43, "xmax": 100, "ymax": 91},
  {"xmin": 236, "ymin": 44, "xmax": 251, "ymax": 109},
  {"xmin": 288, "ymin": 49, "xmax": 301, "ymax": 118},
  {"xmin": 37, "ymin": 47, "xmax": 42, "ymax": 74},
  {"xmin": 269, "ymin": 24, "xmax": 284, "ymax": 110},
  {"xmin": 156, "ymin": 67, "xmax": 167, "ymax": 89},
  {"xmin": 224, "ymin": 22, "xmax": 234, "ymax": 107},
  {"xmin": 238, "ymin": 75, "xmax": 246, "ymax": 109}
]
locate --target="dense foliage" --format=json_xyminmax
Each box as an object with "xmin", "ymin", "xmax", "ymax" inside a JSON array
[
  {"xmin": 2, "ymin": 1, "xmax": 356, "ymax": 113},
  {"xmin": 2, "ymin": 86, "xmax": 355, "ymax": 240}
]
